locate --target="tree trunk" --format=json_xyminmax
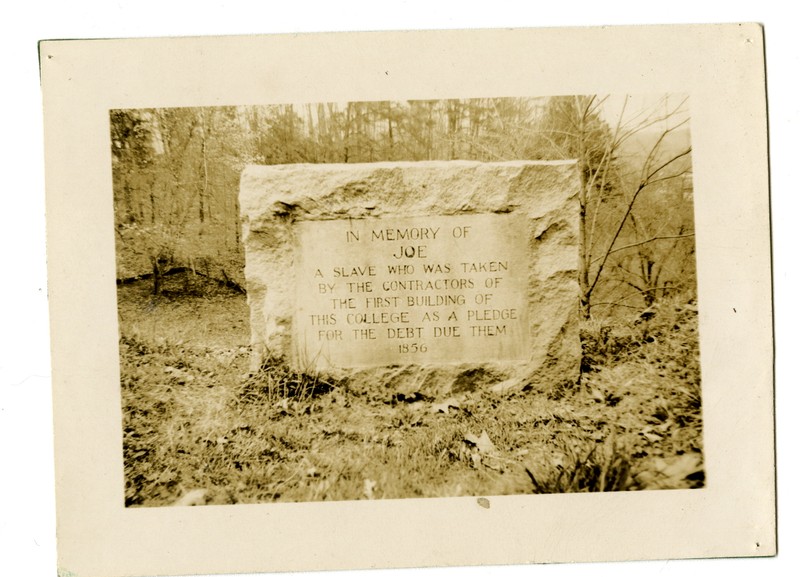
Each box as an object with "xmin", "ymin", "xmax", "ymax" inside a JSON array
[
  {"xmin": 151, "ymin": 257, "xmax": 162, "ymax": 296},
  {"xmin": 576, "ymin": 103, "xmax": 592, "ymax": 320},
  {"xmin": 199, "ymin": 109, "xmax": 209, "ymax": 231}
]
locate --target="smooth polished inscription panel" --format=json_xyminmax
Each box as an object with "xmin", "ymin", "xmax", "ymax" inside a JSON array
[{"xmin": 294, "ymin": 213, "xmax": 530, "ymax": 367}]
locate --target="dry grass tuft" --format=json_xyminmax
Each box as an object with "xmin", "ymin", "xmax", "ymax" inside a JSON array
[{"xmin": 525, "ymin": 434, "xmax": 633, "ymax": 493}]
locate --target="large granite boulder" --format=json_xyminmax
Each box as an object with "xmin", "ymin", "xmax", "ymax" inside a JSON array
[{"xmin": 239, "ymin": 160, "xmax": 580, "ymax": 395}]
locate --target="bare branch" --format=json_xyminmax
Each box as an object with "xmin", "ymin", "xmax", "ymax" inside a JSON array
[
  {"xmin": 586, "ymin": 145, "xmax": 693, "ymax": 300},
  {"xmin": 615, "ymin": 95, "xmax": 690, "ymax": 140},
  {"xmin": 643, "ymin": 146, "xmax": 692, "ymax": 184},
  {"xmin": 590, "ymin": 301, "xmax": 642, "ymax": 311},
  {"xmin": 637, "ymin": 165, "xmax": 693, "ymax": 188},
  {"xmin": 590, "ymin": 281, "xmax": 691, "ymax": 311},
  {"xmin": 591, "ymin": 233, "xmax": 695, "ymax": 265},
  {"xmin": 640, "ymin": 122, "xmax": 691, "ymax": 181}
]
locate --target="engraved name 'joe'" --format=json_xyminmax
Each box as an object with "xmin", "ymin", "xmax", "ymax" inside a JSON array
[{"xmin": 294, "ymin": 214, "xmax": 529, "ymax": 367}]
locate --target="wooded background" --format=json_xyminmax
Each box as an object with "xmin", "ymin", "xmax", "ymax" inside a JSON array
[{"xmin": 111, "ymin": 95, "xmax": 694, "ymax": 319}]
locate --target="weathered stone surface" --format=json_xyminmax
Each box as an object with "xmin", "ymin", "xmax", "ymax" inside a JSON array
[{"xmin": 240, "ymin": 160, "xmax": 580, "ymax": 395}]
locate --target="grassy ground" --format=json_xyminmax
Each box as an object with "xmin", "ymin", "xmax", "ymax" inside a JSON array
[{"xmin": 119, "ymin": 272, "xmax": 703, "ymax": 507}]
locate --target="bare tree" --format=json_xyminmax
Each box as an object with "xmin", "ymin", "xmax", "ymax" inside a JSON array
[{"xmin": 536, "ymin": 95, "xmax": 694, "ymax": 319}]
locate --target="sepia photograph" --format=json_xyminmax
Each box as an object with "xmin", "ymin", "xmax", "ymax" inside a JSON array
[
  {"xmin": 37, "ymin": 22, "xmax": 775, "ymax": 577},
  {"xmin": 113, "ymin": 96, "xmax": 701, "ymax": 507}
]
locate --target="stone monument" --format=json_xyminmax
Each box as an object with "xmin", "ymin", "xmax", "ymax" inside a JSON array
[{"xmin": 240, "ymin": 160, "xmax": 580, "ymax": 395}]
